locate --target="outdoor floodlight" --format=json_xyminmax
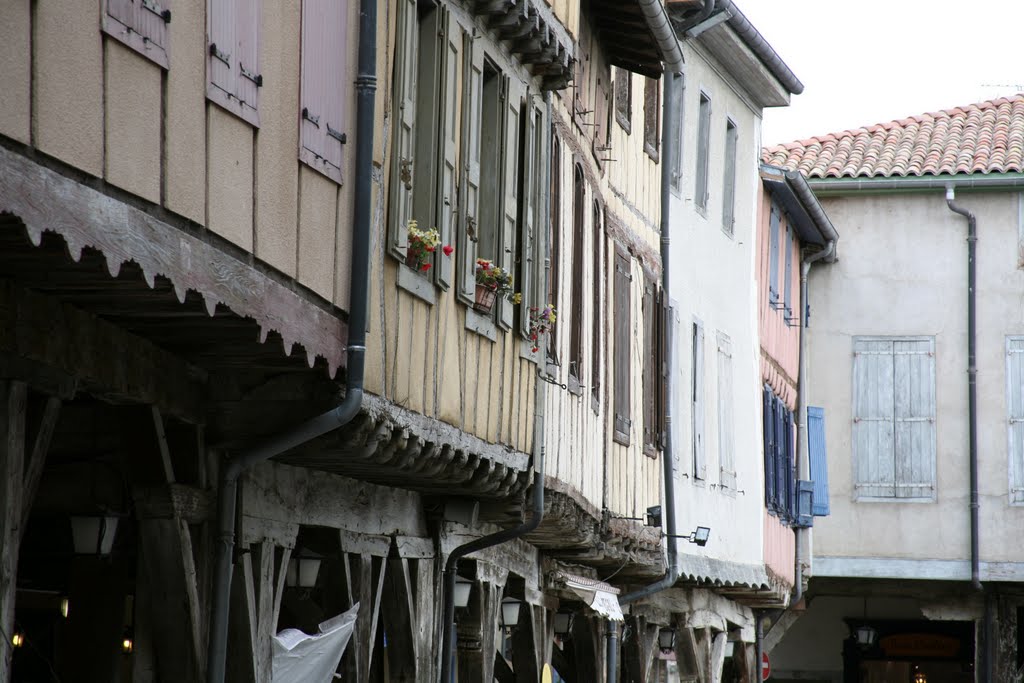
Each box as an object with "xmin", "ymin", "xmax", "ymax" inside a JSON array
[
  {"xmin": 286, "ymin": 549, "xmax": 323, "ymax": 588},
  {"xmin": 553, "ymin": 611, "xmax": 575, "ymax": 638},
  {"xmin": 71, "ymin": 515, "xmax": 120, "ymax": 555},
  {"xmin": 645, "ymin": 505, "xmax": 663, "ymax": 528},
  {"xmin": 854, "ymin": 624, "xmax": 877, "ymax": 648},
  {"xmin": 500, "ymin": 598, "xmax": 522, "ymax": 630},
  {"xmin": 658, "ymin": 627, "xmax": 677, "ymax": 653},
  {"xmin": 454, "ymin": 576, "xmax": 473, "ymax": 609},
  {"xmin": 692, "ymin": 526, "xmax": 711, "ymax": 546}
]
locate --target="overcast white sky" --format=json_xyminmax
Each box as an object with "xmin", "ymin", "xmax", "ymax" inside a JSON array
[{"xmin": 735, "ymin": 0, "xmax": 1024, "ymax": 146}]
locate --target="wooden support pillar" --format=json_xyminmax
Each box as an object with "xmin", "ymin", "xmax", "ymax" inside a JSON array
[
  {"xmin": 0, "ymin": 380, "xmax": 60, "ymax": 683},
  {"xmin": 622, "ymin": 615, "xmax": 661, "ymax": 683},
  {"xmin": 342, "ymin": 551, "xmax": 388, "ymax": 682},
  {"xmin": 511, "ymin": 602, "xmax": 547, "ymax": 682},
  {"xmin": 569, "ymin": 615, "xmax": 602, "ymax": 683},
  {"xmin": 457, "ymin": 577, "xmax": 506, "ymax": 683},
  {"xmin": 381, "ymin": 538, "xmax": 438, "ymax": 682},
  {"xmin": 228, "ymin": 540, "xmax": 293, "ymax": 683}
]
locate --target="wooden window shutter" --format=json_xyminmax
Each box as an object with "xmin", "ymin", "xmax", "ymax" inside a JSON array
[
  {"xmin": 434, "ymin": 10, "xmax": 460, "ymax": 289},
  {"xmin": 692, "ymin": 319, "xmax": 706, "ymax": 479},
  {"xmin": 768, "ymin": 202, "xmax": 781, "ymax": 304},
  {"xmin": 207, "ymin": 0, "xmax": 261, "ymax": 126},
  {"xmin": 409, "ymin": 8, "xmax": 441, "ymax": 271},
  {"xmin": 807, "ymin": 406, "xmax": 831, "ymax": 515},
  {"xmin": 853, "ymin": 338, "xmax": 897, "ymax": 498},
  {"xmin": 642, "ymin": 276, "xmax": 656, "ymax": 453},
  {"xmin": 722, "ymin": 119, "xmax": 737, "ymax": 234},
  {"xmin": 498, "ymin": 76, "xmax": 524, "ymax": 329},
  {"xmin": 456, "ymin": 33, "xmax": 483, "ymax": 300},
  {"xmin": 103, "ymin": 0, "xmax": 170, "ymax": 68},
  {"xmin": 546, "ymin": 136, "xmax": 561, "ymax": 357},
  {"xmin": 387, "ymin": 0, "xmax": 419, "ymax": 260},
  {"xmin": 783, "ymin": 224, "xmax": 794, "ymax": 316},
  {"xmin": 590, "ymin": 203, "xmax": 603, "ymax": 400},
  {"xmin": 614, "ymin": 68, "xmax": 632, "ymax": 133},
  {"xmin": 300, "ymin": 0, "xmax": 348, "ymax": 184},
  {"xmin": 717, "ymin": 333, "xmax": 736, "ymax": 489},
  {"xmin": 773, "ymin": 397, "xmax": 787, "ymax": 512},
  {"xmin": 643, "ymin": 77, "xmax": 660, "ymax": 160},
  {"xmin": 613, "ymin": 249, "xmax": 631, "ymax": 445},
  {"xmin": 569, "ymin": 165, "xmax": 586, "ymax": 380},
  {"xmin": 517, "ymin": 99, "xmax": 538, "ymax": 334},
  {"xmin": 782, "ymin": 404, "xmax": 794, "ymax": 518},
  {"xmin": 1009, "ymin": 338, "xmax": 1024, "ymax": 503},
  {"xmin": 657, "ymin": 289, "xmax": 670, "ymax": 448},
  {"xmin": 696, "ymin": 93, "xmax": 711, "ymax": 210},
  {"xmin": 893, "ymin": 338, "xmax": 936, "ymax": 499},
  {"xmin": 763, "ymin": 386, "xmax": 775, "ymax": 508},
  {"xmin": 594, "ymin": 66, "xmax": 610, "ymax": 157},
  {"xmin": 670, "ymin": 74, "xmax": 685, "ymax": 193}
]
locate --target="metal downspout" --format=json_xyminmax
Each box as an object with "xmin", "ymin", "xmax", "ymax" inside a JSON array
[
  {"xmin": 437, "ymin": 94, "xmax": 552, "ymax": 683},
  {"xmin": 203, "ymin": 1, "xmax": 377, "ymax": 680},
  {"xmin": 945, "ymin": 186, "xmax": 989, "ymax": 679},
  {"xmin": 792, "ymin": 239, "xmax": 834, "ymax": 607},
  {"xmin": 945, "ymin": 186, "xmax": 980, "ymax": 592}
]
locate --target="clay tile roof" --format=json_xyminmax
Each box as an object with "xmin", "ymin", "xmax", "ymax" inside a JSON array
[{"xmin": 761, "ymin": 94, "xmax": 1024, "ymax": 178}]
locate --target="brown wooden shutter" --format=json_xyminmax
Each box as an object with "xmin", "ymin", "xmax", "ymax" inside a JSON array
[
  {"xmin": 590, "ymin": 202, "xmax": 603, "ymax": 401},
  {"xmin": 518, "ymin": 101, "xmax": 539, "ymax": 336},
  {"xmin": 613, "ymin": 248, "xmax": 631, "ymax": 445},
  {"xmin": 207, "ymin": 0, "xmax": 261, "ymax": 126},
  {"xmin": 103, "ymin": 0, "xmax": 170, "ymax": 68},
  {"xmin": 614, "ymin": 68, "xmax": 632, "ymax": 133},
  {"xmin": 642, "ymin": 275, "xmax": 656, "ymax": 454},
  {"xmin": 643, "ymin": 77, "xmax": 660, "ymax": 160},
  {"xmin": 300, "ymin": 0, "xmax": 348, "ymax": 184},
  {"xmin": 387, "ymin": 0, "xmax": 418, "ymax": 259},
  {"xmin": 569, "ymin": 165, "xmax": 586, "ymax": 381},
  {"xmin": 456, "ymin": 32, "xmax": 484, "ymax": 300}
]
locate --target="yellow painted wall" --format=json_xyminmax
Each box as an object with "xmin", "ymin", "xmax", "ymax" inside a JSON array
[{"xmin": 0, "ymin": 0, "xmax": 31, "ymax": 144}]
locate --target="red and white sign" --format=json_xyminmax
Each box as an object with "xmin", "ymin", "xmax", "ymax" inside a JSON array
[{"xmin": 761, "ymin": 652, "xmax": 771, "ymax": 681}]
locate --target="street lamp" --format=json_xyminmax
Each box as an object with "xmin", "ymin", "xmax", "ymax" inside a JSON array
[
  {"xmin": 286, "ymin": 549, "xmax": 323, "ymax": 588},
  {"xmin": 71, "ymin": 515, "xmax": 120, "ymax": 555},
  {"xmin": 553, "ymin": 611, "xmax": 575, "ymax": 639},
  {"xmin": 854, "ymin": 625, "xmax": 877, "ymax": 648},
  {"xmin": 500, "ymin": 598, "xmax": 522, "ymax": 630},
  {"xmin": 658, "ymin": 627, "xmax": 677, "ymax": 654},
  {"xmin": 453, "ymin": 576, "xmax": 473, "ymax": 609}
]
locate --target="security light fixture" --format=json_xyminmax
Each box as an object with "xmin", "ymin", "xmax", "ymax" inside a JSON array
[
  {"xmin": 913, "ymin": 667, "xmax": 927, "ymax": 683},
  {"xmin": 666, "ymin": 526, "xmax": 712, "ymax": 547},
  {"xmin": 11, "ymin": 630, "xmax": 24, "ymax": 649},
  {"xmin": 658, "ymin": 626, "xmax": 677, "ymax": 654},
  {"xmin": 454, "ymin": 576, "xmax": 473, "ymax": 609},
  {"xmin": 854, "ymin": 624, "xmax": 877, "ymax": 648},
  {"xmin": 645, "ymin": 505, "xmax": 663, "ymax": 528},
  {"xmin": 553, "ymin": 611, "xmax": 575, "ymax": 638},
  {"xmin": 71, "ymin": 515, "xmax": 120, "ymax": 555},
  {"xmin": 286, "ymin": 549, "xmax": 323, "ymax": 589},
  {"xmin": 500, "ymin": 598, "xmax": 522, "ymax": 630},
  {"xmin": 122, "ymin": 628, "xmax": 134, "ymax": 654}
]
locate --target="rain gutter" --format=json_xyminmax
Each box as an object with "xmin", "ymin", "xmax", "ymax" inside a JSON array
[
  {"xmin": 807, "ymin": 173, "xmax": 1024, "ymax": 196},
  {"xmin": 714, "ymin": 0, "xmax": 804, "ymax": 95},
  {"xmin": 204, "ymin": 0, "xmax": 377, "ymax": 679}
]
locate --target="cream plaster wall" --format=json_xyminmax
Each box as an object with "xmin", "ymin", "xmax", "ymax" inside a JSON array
[
  {"xmin": 34, "ymin": 0, "xmax": 104, "ymax": 176},
  {"xmin": 0, "ymin": 0, "xmax": 31, "ymax": 144},
  {"xmin": 104, "ymin": 42, "xmax": 162, "ymax": 204},
  {"xmin": 667, "ymin": 40, "xmax": 767, "ymax": 568},
  {"xmin": 807, "ymin": 190, "xmax": 1024, "ymax": 567}
]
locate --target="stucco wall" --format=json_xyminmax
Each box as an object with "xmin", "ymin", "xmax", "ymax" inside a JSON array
[
  {"xmin": 807, "ymin": 190, "xmax": 1024, "ymax": 570},
  {"xmin": 667, "ymin": 41, "xmax": 766, "ymax": 568}
]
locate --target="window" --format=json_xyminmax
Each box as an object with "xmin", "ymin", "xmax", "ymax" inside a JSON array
[
  {"xmin": 643, "ymin": 77, "xmax": 660, "ymax": 161},
  {"xmin": 591, "ymin": 202, "xmax": 603, "ymax": 404},
  {"xmin": 695, "ymin": 92, "xmax": 711, "ymax": 211},
  {"xmin": 722, "ymin": 119, "xmax": 737, "ymax": 234},
  {"xmin": 783, "ymin": 223, "xmax": 795, "ymax": 322},
  {"xmin": 768, "ymin": 200, "xmax": 781, "ymax": 306},
  {"xmin": 763, "ymin": 386, "xmax": 795, "ymax": 518},
  {"xmin": 692, "ymin": 320, "xmax": 706, "ymax": 479},
  {"xmin": 642, "ymin": 277, "xmax": 663, "ymax": 456},
  {"xmin": 300, "ymin": 0, "xmax": 349, "ymax": 184},
  {"xmin": 615, "ymin": 68, "xmax": 632, "ymax": 133},
  {"xmin": 1006, "ymin": 337, "xmax": 1024, "ymax": 503},
  {"xmin": 717, "ymin": 333, "xmax": 735, "ymax": 488},
  {"xmin": 568, "ymin": 165, "xmax": 586, "ymax": 385},
  {"xmin": 669, "ymin": 73, "xmax": 685, "ymax": 195},
  {"xmin": 852, "ymin": 337, "xmax": 936, "ymax": 500},
  {"xmin": 103, "ymin": 0, "xmax": 170, "ymax": 68},
  {"xmin": 207, "ymin": 0, "xmax": 262, "ymax": 126},
  {"xmin": 613, "ymin": 248, "xmax": 632, "ymax": 445},
  {"xmin": 807, "ymin": 406, "xmax": 830, "ymax": 515}
]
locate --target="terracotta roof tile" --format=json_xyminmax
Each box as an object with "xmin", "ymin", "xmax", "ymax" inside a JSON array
[{"xmin": 762, "ymin": 94, "xmax": 1024, "ymax": 178}]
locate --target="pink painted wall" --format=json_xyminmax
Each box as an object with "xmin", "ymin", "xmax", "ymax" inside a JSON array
[
  {"xmin": 756, "ymin": 185, "xmax": 801, "ymax": 411},
  {"xmin": 764, "ymin": 513, "xmax": 796, "ymax": 586}
]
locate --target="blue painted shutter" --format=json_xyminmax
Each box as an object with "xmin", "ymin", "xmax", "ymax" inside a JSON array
[
  {"xmin": 763, "ymin": 385, "xmax": 775, "ymax": 510},
  {"xmin": 774, "ymin": 397, "xmax": 787, "ymax": 515},
  {"xmin": 807, "ymin": 406, "xmax": 830, "ymax": 515},
  {"xmin": 786, "ymin": 409, "xmax": 796, "ymax": 520}
]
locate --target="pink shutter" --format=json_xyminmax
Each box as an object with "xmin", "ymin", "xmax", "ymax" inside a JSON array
[
  {"xmin": 207, "ymin": 0, "xmax": 260, "ymax": 126},
  {"xmin": 207, "ymin": 0, "xmax": 237, "ymax": 107},
  {"xmin": 300, "ymin": 0, "xmax": 346, "ymax": 183},
  {"xmin": 103, "ymin": 0, "xmax": 170, "ymax": 68}
]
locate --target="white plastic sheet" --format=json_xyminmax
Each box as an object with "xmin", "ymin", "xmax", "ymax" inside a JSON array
[{"xmin": 271, "ymin": 603, "xmax": 359, "ymax": 683}]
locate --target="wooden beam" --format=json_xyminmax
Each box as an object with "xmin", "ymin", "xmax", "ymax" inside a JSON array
[
  {"xmin": 20, "ymin": 396, "xmax": 60, "ymax": 531},
  {"xmin": 0, "ymin": 279, "xmax": 205, "ymax": 422},
  {"xmin": 0, "ymin": 380, "xmax": 26, "ymax": 683},
  {"xmin": 0, "ymin": 146, "xmax": 346, "ymax": 376}
]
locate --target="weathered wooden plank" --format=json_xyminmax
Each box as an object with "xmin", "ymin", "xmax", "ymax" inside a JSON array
[
  {"xmin": 20, "ymin": 395, "xmax": 60, "ymax": 531},
  {"xmin": 0, "ymin": 146, "xmax": 346, "ymax": 376},
  {"xmin": 0, "ymin": 380, "xmax": 27, "ymax": 682},
  {"xmin": 0, "ymin": 279, "xmax": 205, "ymax": 422}
]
